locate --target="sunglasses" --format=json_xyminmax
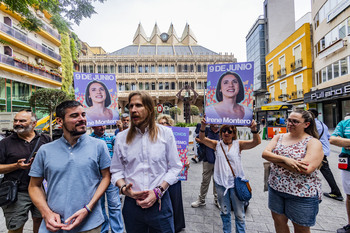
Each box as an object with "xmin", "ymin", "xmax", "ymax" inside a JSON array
[
  {"xmin": 159, "ymin": 122, "xmax": 170, "ymax": 126},
  {"xmin": 286, "ymin": 118, "xmax": 303, "ymax": 125},
  {"xmin": 222, "ymin": 128, "xmax": 233, "ymax": 134}
]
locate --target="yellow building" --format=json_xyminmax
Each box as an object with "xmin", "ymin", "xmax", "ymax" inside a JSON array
[
  {"xmin": 0, "ymin": 4, "xmax": 62, "ymax": 116},
  {"xmin": 265, "ymin": 23, "xmax": 313, "ymax": 108}
]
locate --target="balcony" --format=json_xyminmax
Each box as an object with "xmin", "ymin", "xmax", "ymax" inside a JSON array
[
  {"xmin": 40, "ymin": 23, "xmax": 60, "ymax": 41},
  {"xmin": 0, "ymin": 22, "xmax": 61, "ymax": 62},
  {"xmin": 0, "ymin": 54, "xmax": 62, "ymax": 82},
  {"xmin": 290, "ymin": 59, "xmax": 303, "ymax": 72},
  {"xmin": 267, "ymin": 75, "xmax": 274, "ymax": 84},
  {"xmin": 277, "ymin": 68, "xmax": 286, "ymax": 79},
  {"xmin": 291, "ymin": 90, "xmax": 304, "ymax": 99}
]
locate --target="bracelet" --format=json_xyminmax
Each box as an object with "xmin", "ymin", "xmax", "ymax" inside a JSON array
[
  {"xmin": 251, "ymin": 130, "xmax": 259, "ymax": 134},
  {"xmin": 199, "ymin": 129, "xmax": 205, "ymax": 133},
  {"xmin": 120, "ymin": 184, "xmax": 127, "ymax": 195},
  {"xmin": 84, "ymin": 205, "xmax": 92, "ymax": 213}
]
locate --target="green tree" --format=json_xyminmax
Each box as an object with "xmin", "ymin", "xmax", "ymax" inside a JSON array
[
  {"xmin": 29, "ymin": 89, "xmax": 70, "ymax": 138},
  {"xmin": 169, "ymin": 106, "xmax": 181, "ymax": 121},
  {"xmin": 70, "ymin": 37, "xmax": 78, "ymax": 63},
  {"xmin": 190, "ymin": 105, "xmax": 200, "ymax": 116},
  {"xmin": 60, "ymin": 32, "xmax": 74, "ymax": 95},
  {"xmin": 0, "ymin": 0, "xmax": 105, "ymax": 33}
]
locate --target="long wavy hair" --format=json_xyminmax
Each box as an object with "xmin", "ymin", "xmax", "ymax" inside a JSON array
[
  {"xmin": 126, "ymin": 91, "xmax": 158, "ymax": 144},
  {"xmin": 293, "ymin": 109, "xmax": 319, "ymax": 139}
]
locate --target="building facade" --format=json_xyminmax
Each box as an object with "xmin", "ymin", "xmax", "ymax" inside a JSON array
[
  {"xmin": 78, "ymin": 23, "xmax": 236, "ymax": 122},
  {"xmin": 0, "ymin": 4, "xmax": 62, "ymax": 117},
  {"xmin": 246, "ymin": 15, "xmax": 267, "ymax": 109},
  {"xmin": 265, "ymin": 23, "xmax": 313, "ymax": 108},
  {"xmin": 304, "ymin": 0, "xmax": 350, "ymax": 128}
]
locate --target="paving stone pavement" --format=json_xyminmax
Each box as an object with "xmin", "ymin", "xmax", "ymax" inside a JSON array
[{"xmin": 0, "ymin": 140, "xmax": 347, "ymax": 232}]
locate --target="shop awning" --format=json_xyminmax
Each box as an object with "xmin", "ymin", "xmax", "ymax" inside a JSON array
[{"xmin": 260, "ymin": 101, "xmax": 293, "ymax": 111}]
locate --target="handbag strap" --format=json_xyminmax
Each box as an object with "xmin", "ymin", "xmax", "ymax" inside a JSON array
[
  {"xmin": 16, "ymin": 134, "xmax": 42, "ymax": 182},
  {"xmin": 220, "ymin": 143, "xmax": 236, "ymax": 178}
]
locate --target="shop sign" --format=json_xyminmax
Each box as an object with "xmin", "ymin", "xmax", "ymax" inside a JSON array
[
  {"xmin": 268, "ymin": 127, "xmax": 287, "ymax": 139},
  {"xmin": 310, "ymin": 84, "xmax": 350, "ymax": 100},
  {"xmin": 261, "ymin": 105, "xmax": 282, "ymax": 110}
]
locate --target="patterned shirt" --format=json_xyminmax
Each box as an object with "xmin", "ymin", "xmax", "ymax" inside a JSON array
[
  {"xmin": 268, "ymin": 134, "xmax": 322, "ymax": 199},
  {"xmin": 90, "ymin": 132, "xmax": 115, "ymax": 158}
]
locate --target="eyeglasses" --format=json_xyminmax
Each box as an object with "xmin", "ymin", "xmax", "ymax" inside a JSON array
[
  {"xmin": 222, "ymin": 128, "xmax": 233, "ymax": 134},
  {"xmin": 286, "ymin": 118, "xmax": 303, "ymax": 125}
]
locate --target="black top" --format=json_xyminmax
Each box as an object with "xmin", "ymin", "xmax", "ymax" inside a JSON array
[{"xmin": 0, "ymin": 131, "xmax": 51, "ymax": 191}]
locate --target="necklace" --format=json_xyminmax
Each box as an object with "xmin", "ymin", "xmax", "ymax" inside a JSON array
[{"xmin": 223, "ymin": 140, "xmax": 232, "ymax": 146}]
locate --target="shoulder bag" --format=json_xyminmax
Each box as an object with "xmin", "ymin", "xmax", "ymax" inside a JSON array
[
  {"xmin": 220, "ymin": 143, "xmax": 252, "ymax": 202},
  {"xmin": 0, "ymin": 135, "xmax": 41, "ymax": 207}
]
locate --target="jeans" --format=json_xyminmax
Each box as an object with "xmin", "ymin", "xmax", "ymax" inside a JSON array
[
  {"xmin": 100, "ymin": 183, "xmax": 124, "ymax": 233},
  {"xmin": 215, "ymin": 183, "xmax": 245, "ymax": 233}
]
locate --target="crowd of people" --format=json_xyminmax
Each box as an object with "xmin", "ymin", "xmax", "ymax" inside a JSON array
[{"xmin": 0, "ymin": 91, "xmax": 349, "ymax": 233}]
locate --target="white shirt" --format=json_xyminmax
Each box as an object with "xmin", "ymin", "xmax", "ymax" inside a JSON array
[
  {"xmin": 110, "ymin": 125, "xmax": 182, "ymax": 191},
  {"xmin": 214, "ymin": 140, "xmax": 245, "ymax": 195}
]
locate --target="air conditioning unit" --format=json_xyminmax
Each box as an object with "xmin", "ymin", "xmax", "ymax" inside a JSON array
[{"xmin": 36, "ymin": 10, "xmax": 44, "ymax": 18}]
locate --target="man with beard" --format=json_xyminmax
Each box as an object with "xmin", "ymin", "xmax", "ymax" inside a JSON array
[
  {"xmin": 28, "ymin": 100, "xmax": 111, "ymax": 233},
  {"xmin": 90, "ymin": 125, "xmax": 123, "ymax": 233},
  {"xmin": 110, "ymin": 91, "xmax": 182, "ymax": 233},
  {"xmin": 0, "ymin": 109, "xmax": 51, "ymax": 233}
]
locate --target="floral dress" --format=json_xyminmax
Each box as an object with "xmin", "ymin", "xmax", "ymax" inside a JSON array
[{"xmin": 268, "ymin": 134, "xmax": 322, "ymax": 199}]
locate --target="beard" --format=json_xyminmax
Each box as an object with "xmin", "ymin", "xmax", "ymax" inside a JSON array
[
  {"xmin": 63, "ymin": 121, "xmax": 87, "ymax": 136},
  {"xmin": 14, "ymin": 123, "xmax": 34, "ymax": 134}
]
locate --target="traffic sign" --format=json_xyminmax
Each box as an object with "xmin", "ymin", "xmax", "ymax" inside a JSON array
[{"xmin": 157, "ymin": 104, "xmax": 163, "ymax": 113}]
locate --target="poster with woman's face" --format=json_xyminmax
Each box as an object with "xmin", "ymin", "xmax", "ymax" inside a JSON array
[
  {"xmin": 73, "ymin": 72, "xmax": 119, "ymax": 127},
  {"xmin": 205, "ymin": 62, "xmax": 254, "ymax": 126}
]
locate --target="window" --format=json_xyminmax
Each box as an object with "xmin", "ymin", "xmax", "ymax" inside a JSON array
[
  {"xmin": 327, "ymin": 64, "xmax": 333, "ymax": 81},
  {"xmin": 104, "ymin": 65, "xmax": 108, "ymax": 73},
  {"xmin": 139, "ymin": 83, "xmax": 143, "ymax": 90},
  {"xmin": 164, "ymin": 65, "xmax": 169, "ymax": 73},
  {"xmin": 339, "ymin": 21, "xmax": 346, "ymax": 39},
  {"xmin": 97, "ymin": 65, "xmax": 102, "ymax": 73},
  {"xmin": 0, "ymin": 78, "xmax": 5, "ymax": 99},
  {"xmin": 145, "ymin": 65, "xmax": 149, "ymax": 73},
  {"xmin": 89, "ymin": 65, "xmax": 94, "ymax": 73},
  {"xmin": 124, "ymin": 65, "xmax": 129, "ymax": 73},
  {"xmin": 269, "ymin": 86, "xmax": 275, "ymax": 100},
  {"xmin": 268, "ymin": 63, "xmax": 273, "ymax": 76},
  {"xmin": 170, "ymin": 65, "xmax": 175, "ymax": 73},
  {"xmin": 322, "ymin": 68, "xmax": 327, "ymax": 82},
  {"xmin": 125, "ymin": 82, "xmax": 130, "ymax": 91},
  {"xmin": 159, "ymin": 82, "xmax": 163, "ymax": 90},
  {"xmin": 178, "ymin": 65, "xmax": 182, "ymax": 72},
  {"xmin": 158, "ymin": 65, "xmax": 163, "ymax": 73},
  {"xmin": 150, "ymin": 65, "xmax": 155, "ymax": 73},
  {"xmin": 12, "ymin": 81, "xmax": 30, "ymax": 101},
  {"xmin": 197, "ymin": 82, "xmax": 202, "ymax": 89},
  {"xmin": 119, "ymin": 83, "xmax": 125, "ymax": 91},
  {"xmin": 3, "ymin": 16, "xmax": 11, "ymax": 27},
  {"xmin": 333, "ymin": 61, "xmax": 339, "ymax": 78},
  {"xmin": 110, "ymin": 65, "xmax": 115, "ymax": 73},
  {"xmin": 190, "ymin": 65, "xmax": 194, "ymax": 72},
  {"xmin": 197, "ymin": 65, "xmax": 202, "ymax": 72},
  {"xmin": 82, "ymin": 65, "xmax": 87, "ymax": 73},
  {"xmin": 280, "ymin": 81, "xmax": 287, "ymax": 101},
  {"xmin": 171, "ymin": 82, "xmax": 175, "ymax": 90},
  {"xmin": 131, "ymin": 65, "xmax": 135, "ymax": 73},
  {"xmin": 294, "ymin": 45, "xmax": 301, "ymax": 62},
  {"xmin": 151, "ymin": 82, "xmax": 155, "ymax": 90},
  {"xmin": 138, "ymin": 65, "xmax": 143, "ymax": 73},
  {"xmin": 131, "ymin": 83, "xmax": 136, "ymax": 90},
  {"xmin": 203, "ymin": 65, "xmax": 207, "ymax": 72},
  {"xmin": 165, "ymin": 82, "xmax": 169, "ymax": 90},
  {"xmin": 341, "ymin": 57, "xmax": 348, "ymax": 76},
  {"xmin": 145, "ymin": 82, "xmax": 150, "ymax": 90},
  {"xmin": 118, "ymin": 65, "xmax": 123, "ymax": 73},
  {"xmin": 184, "ymin": 65, "xmax": 188, "ymax": 72},
  {"xmin": 4, "ymin": 46, "xmax": 12, "ymax": 56}
]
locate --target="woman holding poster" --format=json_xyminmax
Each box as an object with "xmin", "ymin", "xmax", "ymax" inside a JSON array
[
  {"xmin": 206, "ymin": 71, "xmax": 253, "ymax": 123},
  {"xmin": 85, "ymin": 80, "xmax": 119, "ymax": 122},
  {"xmin": 198, "ymin": 117, "xmax": 260, "ymax": 233}
]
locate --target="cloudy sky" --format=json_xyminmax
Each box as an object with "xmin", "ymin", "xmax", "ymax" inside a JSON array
[{"xmin": 72, "ymin": 0, "xmax": 311, "ymax": 62}]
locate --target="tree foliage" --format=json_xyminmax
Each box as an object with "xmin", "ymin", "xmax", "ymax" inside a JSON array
[
  {"xmin": 60, "ymin": 32, "xmax": 74, "ymax": 94},
  {"xmin": 0, "ymin": 0, "xmax": 106, "ymax": 33},
  {"xmin": 190, "ymin": 105, "xmax": 200, "ymax": 116},
  {"xmin": 29, "ymin": 88, "xmax": 71, "ymax": 137},
  {"xmin": 70, "ymin": 37, "xmax": 78, "ymax": 63}
]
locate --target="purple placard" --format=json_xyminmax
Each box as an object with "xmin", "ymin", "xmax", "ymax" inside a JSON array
[
  {"xmin": 73, "ymin": 72, "xmax": 119, "ymax": 127},
  {"xmin": 171, "ymin": 126, "xmax": 189, "ymax": 181},
  {"xmin": 205, "ymin": 62, "xmax": 254, "ymax": 125}
]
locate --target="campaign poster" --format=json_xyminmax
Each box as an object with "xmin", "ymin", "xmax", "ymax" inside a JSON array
[
  {"xmin": 73, "ymin": 72, "xmax": 119, "ymax": 127},
  {"xmin": 205, "ymin": 62, "xmax": 254, "ymax": 126},
  {"xmin": 171, "ymin": 126, "xmax": 189, "ymax": 181}
]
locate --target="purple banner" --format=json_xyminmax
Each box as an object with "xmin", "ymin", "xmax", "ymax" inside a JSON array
[
  {"xmin": 73, "ymin": 72, "xmax": 119, "ymax": 127},
  {"xmin": 171, "ymin": 126, "xmax": 189, "ymax": 181},
  {"xmin": 205, "ymin": 62, "xmax": 254, "ymax": 126}
]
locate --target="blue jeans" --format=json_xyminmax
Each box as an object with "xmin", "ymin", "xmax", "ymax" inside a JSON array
[
  {"xmin": 101, "ymin": 183, "xmax": 124, "ymax": 233},
  {"xmin": 215, "ymin": 183, "xmax": 245, "ymax": 233}
]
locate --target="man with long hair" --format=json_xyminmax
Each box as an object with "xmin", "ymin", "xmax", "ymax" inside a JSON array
[{"xmin": 110, "ymin": 91, "xmax": 182, "ymax": 233}]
